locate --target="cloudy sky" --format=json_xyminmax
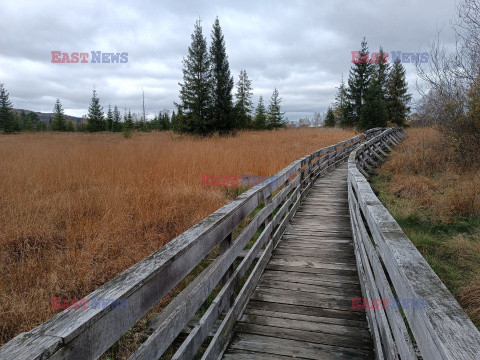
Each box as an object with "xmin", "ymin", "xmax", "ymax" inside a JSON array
[{"xmin": 0, "ymin": 0, "xmax": 457, "ymax": 121}]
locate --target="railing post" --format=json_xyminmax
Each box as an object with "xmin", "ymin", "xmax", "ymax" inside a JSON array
[{"xmin": 219, "ymin": 233, "xmax": 234, "ymax": 307}]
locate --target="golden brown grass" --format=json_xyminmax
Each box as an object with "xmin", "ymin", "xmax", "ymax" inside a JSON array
[
  {"xmin": 0, "ymin": 128, "xmax": 356, "ymax": 346},
  {"xmin": 381, "ymin": 127, "xmax": 480, "ymax": 219},
  {"xmin": 374, "ymin": 127, "xmax": 480, "ymax": 329}
]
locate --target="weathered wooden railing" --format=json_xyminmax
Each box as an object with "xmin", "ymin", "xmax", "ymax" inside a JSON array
[
  {"xmin": 0, "ymin": 133, "xmax": 364, "ymax": 360},
  {"xmin": 348, "ymin": 128, "xmax": 480, "ymax": 359}
]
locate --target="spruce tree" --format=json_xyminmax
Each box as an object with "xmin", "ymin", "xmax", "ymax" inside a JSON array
[
  {"xmin": 346, "ymin": 38, "xmax": 373, "ymax": 127},
  {"xmin": 26, "ymin": 112, "xmax": 40, "ymax": 131},
  {"xmin": 235, "ymin": 69, "xmax": 253, "ymax": 129},
  {"xmin": 106, "ymin": 104, "xmax": 113, "ymax": 131},
  {"xmin": 376, "ymin": 47, "xmax": 390, "ymax": 97},
  {"xmin": 267, "ymin": 88, "xmax": 285, "ymax": 129},
  {"xmin": 253, "ymin": 96, "xmax": 267, "ymax": 129},
  {"xmin": 160, "ymin": 111, "xmax": 171, "ymax": 130},
  {"xmin": 386, "ymin": 59, "xmax": 411, "ymax": 126},
  {"xmin": 334, "ymin": 75, "xmax": 350, "ymax": 127},
  {"xmin": 19, "ymin": 110, "xmax": 26, "ymax": 130},
  {"xmin": 66, "ymin": 119, "xmax": 75, "ymax": 132},
  {"xmin": 177, "ymin": 19, "xmax": 213, "ymax": 135},
  {"xmin": 123, "ymin": 110, "xmax": 133, "ymax": 131},
  {"xmin": 51, "ymin": 99, "xmax": 66, "ymax": 131},
  {"xmin": 112, "ymin": 105, "xmax": 121, "ymax": 132},
  {"xmin": 87, "ymin": 89, "xmax": 105, "ymax": 132},
  {"xmin": 359, "ymin": 76, "xmax": 388, "ymax": 129},
  {"xmin": 0, "ymin": 83, "xmax": 14, "ymax": 133},
  {"xmin": 210, "ymin": 17, "xmax": 235, "ymax": 135},
  {"xmin": 324, "ymin": 107, "xmax": 336, "ymax": 127}
]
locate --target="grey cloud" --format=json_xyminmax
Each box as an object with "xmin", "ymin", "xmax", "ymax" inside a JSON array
[{"xmin": 0, "ymin": 0, "xmax": 458, "ymax": 120}]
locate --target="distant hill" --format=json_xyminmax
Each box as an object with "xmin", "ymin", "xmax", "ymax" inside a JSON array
[{"xmin": 12, "ymin": 108, "xmax": 84, "ymax": 126}]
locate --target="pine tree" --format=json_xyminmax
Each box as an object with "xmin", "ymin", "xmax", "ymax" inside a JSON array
[
  {"xmin": 66, "ymin": 119, "xmax": 76, "ymax": 132},
  {"xmin": 87, "ymin": 89, "xmax": 105, "ymax": 132},
  {"xmin": 177, "ymin": 19, "xmax": 213, "ymax": 135},
  {"xmin": 346, "ymin": 38, "xmax": 373, "ymax": 127},
  {"xmin": 210, "ymin": 17, "xmax": 235, "ymax": 135},
  {"xmin": 160, "ymin": 111, "xmax": 171, "ymax": 130},
  {"xmin": 106, "ymin": 104, "xmax": 113, "ymax": 131},
  {"xmin": 112, "ymin": 105, "xmax": 121, "ymax": 132},
  {"xmin": 267, "ymin": 88, "xmax": 285, "ymax": 129},
  {"xmin": 171, "ymin": 110, "xmax": 178, "ymax": 131},
  {"xmin": 26, "ymin": 112, "xmax": 40, "ymax": 131},
  {"xmin": 376, "ymin": 47, "xmax": 390, "ymax": 97},
  {"xmin": 19, "ymin": 110, "xmax": 26, "ymax": 130},
  {"xmin": 253, "ymin": 96, "xmax": 267, "ymax": 129},
  {"xmin": 123, "ymin": 110, "xmax": 133, "ymax": 131},
  {"xmin": 386, "ymin": 59, "xmax": 411, "ymax": 126},
  {"xmin": 324, "ymin": 107, "xmax": 336, "ymax": 127},
  {"xmin": 334, "ymin": 75, "xmax": 350, "ymax": 127},
  {"xmin": 0, "ymin": 83, "xmax": 14, "ymax": 133},
  {"xmin": 359, "ymin": 76, "xmax": 388, "ymax": 130},
  {"xmin": 51, "ymin": 98, "xmax": 66, "ymax": 131},
  {"xmin": 235, "ymin": 69, "xmax": 253, "ymax": 129}
]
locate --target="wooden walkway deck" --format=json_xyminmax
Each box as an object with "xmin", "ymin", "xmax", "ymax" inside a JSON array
[{"xmin": 222, "ymin": 163, "xmax": 374, "ymax": 359}]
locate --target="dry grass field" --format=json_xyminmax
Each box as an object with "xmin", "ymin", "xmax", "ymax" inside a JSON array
[
  {"xmin": 0, "ymin": 127, "xmax": 356, "ymax": 346},
  {"xmin": 373, "ymin": 127, "xmax": 480, "ymax": 328}
]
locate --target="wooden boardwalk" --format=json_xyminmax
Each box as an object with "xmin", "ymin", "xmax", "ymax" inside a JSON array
[{"xmin": 222, "ymin": 163, "xmax": 374, "ymax": 359}]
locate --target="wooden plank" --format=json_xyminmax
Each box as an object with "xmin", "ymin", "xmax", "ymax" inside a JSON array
[
  {"xmin": 238, "ymin": 313, "xmax": 372, "ymax": 341},
  {"xmin": 249, "ymin": 287, "xmax": 359, "ymax": 312},
  {"xmin": 243, "ymin": 307, "xmax": 368, "ymax": 329},
  {"xmin": 260, "ymin": 269, "xmax": 361, "ymax": 287},
  {"xmin": 234, "ymin": 321, "xmax": 372, "ymax": 350},
  {"xmin": 228, "ymin": 333, "xmax": 373, "ymax": 360},
  {"xmin": 246, "ymin": 299, "xmax": 367, "ymax": 322},
  {"xmin": 256, "ymin": 279, "xmax": 360, "ymax": 297},
  {"xmin": 223, "ymin": 349, "xmax": 311, "ymax": 360}
]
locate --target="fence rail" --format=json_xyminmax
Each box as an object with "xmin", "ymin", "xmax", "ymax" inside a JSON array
[
  {"xmin": 348, "ymin": 127, "xmax": 480, "ymax": 360},
  {"xmin": 0, "ymin": 131, "xmax": 365, "ymax": 360}
]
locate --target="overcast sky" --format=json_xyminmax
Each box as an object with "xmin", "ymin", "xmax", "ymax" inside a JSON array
[{"xmin": 0, "ymin": 0, "xmax": 457, "ymax": 121}]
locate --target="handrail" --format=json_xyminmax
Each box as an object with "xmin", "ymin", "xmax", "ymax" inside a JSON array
[
  {"xmin": 0, "ymin": 131, "xmax": 366, "ymax": 360},
  {"xmin": 347, "ymin": 128, "xmax": 480, "ymax": 359}
]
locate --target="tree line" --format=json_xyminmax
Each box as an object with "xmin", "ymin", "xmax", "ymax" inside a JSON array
[
  {"xmin": 0, "ymin": 18, "xmax": 286, "ymax": 135},
  {"xmin": 174, "ymin": 18, "xmax": 285, "ymax": 136},
  {"xmin": 324, "ymin": 38, "xmax": 411, "ymax": 130}
]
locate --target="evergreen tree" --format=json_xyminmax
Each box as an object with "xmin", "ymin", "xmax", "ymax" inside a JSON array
[
  {"xmin": 210, "ymin": 17, "xmax": 235, "ymax": 135},
  {"xmin": 267, "ymin": 88, "xmax": 285, "ymax": 129},
  {"xmin": 106, "ymin": 104, "xmax": 113, "ymax": 131},
  {"xmin": 346, "ymin": 38, "xmax": 373, "ymax": 127},
  {"xmin": 112, "ymin": 105, "xmax": 122, "ymax": 132},
  {"xmin": 87, "ymin": 89, "xmax": 105, "ymax": 132},
  {"xmin": 123, "ymin": 110, "xmax": 133, "ymax": 131},
  {"xmin": 253, "ymin": 96, "xmax": 267, "ymax": 129},
  {"xmin": 19, "ymin": 110, "xmax": 26, "ymax": 130},
  {"xmin": 24, "ymin": 112, "xmax": 35, "ymax": 131},
  {"xmin": 235, "ymin": 69, "xmax": 253, "ymax": 129},
  {"xmin": 359, "ymin": 76, "xmax": 388, "ymax": 129},
  {"xmin": 66, "ymin": 119, "xmax": 75, "ymax": 132},
  {"xmin": 376, "ymin": 47, "xmax": 390, "ymax": 97},
  {"xmin": 334, "ymin": 75, "xmax": 350, "ymax": 127},
  {"xmin": 51, "ymin": 98, "xmax": 66, "ymax": 131},
  {"xmin": 324, "ymin": 107, "xmax": 336, "ymax": 127},
  {"xmin": 160, "ymin": 111, "xmax": 171, "ymax": 130},
  {"xmin": 386, "ymin": 59, "xmax": 411, "ymax": 126},
  {"xmin": 0, "ymin": 83, "xmax": 14, "ymax": 133},
  {"xmin": 177, "ymin": 19, "xmax": 213, "ymax": 135}
]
